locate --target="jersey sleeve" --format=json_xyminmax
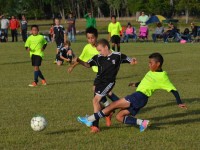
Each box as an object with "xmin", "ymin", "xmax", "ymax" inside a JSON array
[
  {"xmin": 118, "ymin": 22, "xmax": 122, "ymax": 31},
  {"xmin": 88, "ymin": 55, "xmax": 98, "ymax": 67},
  {"xmin": 121, "ymin": 53, "xmax": 132, "ymax": 63}
]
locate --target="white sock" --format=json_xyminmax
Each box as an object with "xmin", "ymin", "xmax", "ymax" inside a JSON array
[
  {"xmin": 104, "ymin": 100, "xmax": 110, "ymax": 107},
  {"xmin": 87, "ymin": 115, "xmax": 96, "ymax": 122},
  {"xmin": 136, "ymin": 119, "xmax": 143, "ymax": 125}
]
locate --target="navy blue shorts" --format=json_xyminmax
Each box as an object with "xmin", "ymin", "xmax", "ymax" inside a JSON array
[{"xmin": 125, "ymin": 92, "xmax": 148, "ymax": 116}]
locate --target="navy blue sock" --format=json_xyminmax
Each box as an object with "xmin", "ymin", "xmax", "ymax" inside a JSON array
[
  {"xmin": 108, "ymin": 93, "xmax": 119, "ymax": 102},
  {"xmin": 38, "ymin": 70, "xmax": 45, "ymax": 80},
  {"xmin": 123, "ymin": 116, "xmax": 137, "ymax": 125},
  {"xmin": 94, "ymin": 111, "xmax": 106, "ymax": 120},
  {"xmin": 34, "ymin": 71, "xmax": 39, "ymax": 83}
]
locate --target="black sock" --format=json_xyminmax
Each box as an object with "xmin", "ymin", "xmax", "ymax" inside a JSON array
[
  {"xmin": 112, "ymin": 46, "xmax": 115, "ymax": 51},
  {"xmin": 100, "ymin": 96, "xmax": 107, "ymax": 103},
  {"xmin": 117, "ymin": 46, "xmax": 120, "ymax": 52},
  {"xmin": 68, "ymin": 55, "xmax": 73, "ymax": 63},
  {"xmin": 38, "ymin": 70, "xmax": 45, "ymax": 80},
  {"xmin": 123, "ymin": 116, "xmax": 137, "ymax": 125},
  {"xmin": 108, "ymin": 93, "xmax": 119, "ymax": 101},
  {"xmin": 92, "ymin": 119, "xmax": 99, "ymax": 127}
]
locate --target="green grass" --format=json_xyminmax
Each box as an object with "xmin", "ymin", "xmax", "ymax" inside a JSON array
[{"xmin": 0, "ymin": 35, "xmax": 200, "ymax": 150}]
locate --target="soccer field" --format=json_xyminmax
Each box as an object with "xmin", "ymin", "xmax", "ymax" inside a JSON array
[{"xmin": 0, "ymin": 37, "xmax": 199, "ymax": 149}]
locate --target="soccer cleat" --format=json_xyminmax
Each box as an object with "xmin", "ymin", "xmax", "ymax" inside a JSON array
[
  {"xmin": 41, "ymin": 80, "xmax": 47, "ymax": 85},
  {"xmin": 105, "ymin": 112, "xmax": 113, "ymax": 127},
  {"xmin": 28, "ymin": 82, "xmax": 37, "ymax": 87},
  {"xmin": 140, "ymin": 120, "xmax": 150, "ymax": 132},
  {"xmin": 90, "ymin": 126, "xmax": 100, "ymax": 133},
  {"xmin": 77, "ymin": 116, "xmax": 92, "ymax": 127},
  {"xmin": 53, "ymin": 60, "xmax": 57, "ymax": 64}
]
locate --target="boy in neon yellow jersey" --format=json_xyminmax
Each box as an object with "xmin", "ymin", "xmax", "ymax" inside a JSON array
[
  {"xmin": 25, "ymin": 25, "xmax": 47, "ymax": 87},
  {"xmin": 77, "ymin": 52, "xmax": 187, "ymax": 132},
  {"xmin": 108, "ymin": 15, "xmax": 122, "ymax": 52}
]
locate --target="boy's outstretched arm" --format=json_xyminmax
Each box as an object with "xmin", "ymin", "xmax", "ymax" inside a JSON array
[
  {"xmin": 171, "ymin": 90, "xmax": 187, "ymax": 109},
  {"xmin": 77, "ymin": 58, "xmax": 91, "ymax": 68},
  {"xmin": 67, "ymin": 59, "xmax": 79, "ymax": 73}
]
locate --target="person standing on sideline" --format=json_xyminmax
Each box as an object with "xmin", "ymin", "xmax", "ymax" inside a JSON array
[
  {"xmin": 67, "ymin": 12, "xmax": 76, "ymax": 42},
  {"xmin": 9, "ymin": 16, "xmax": 20, "ymax": 42},
  {"xmin": 0, "ymin": 15, "xmax": 9, "ymax": 42},
  {"xmin": 20, "ymin": 15, "xmax": 28, "ymax": 42},
  {"xmin": 84, "ymin": 11, "xmax": 96, "ymax": 28},
  {"xmin": 108, "ymin": 15, "xmax": 122, "ymax": 52},
  {"xmin": 52, "ymin": 18, "xmax": 66, "ymax": 63},
  {"xmin": 138, "ymin": 11, "xmax": 149, "ymax": 26},
  {"xmin": 25, "ymin": 25, "xmax": 47, "ymax": 87}
]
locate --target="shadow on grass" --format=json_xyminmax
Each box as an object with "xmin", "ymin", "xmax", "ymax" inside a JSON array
[
  {"xmin": 140, "ymin": 98, "xmax": 199, "ymax": 115},
  {"xmin": 0, "ymin": 60, "xmax": 30, "ymax": 65},
  {"xmin": 45, "ymin": 128, "xmax": 80, "ymax": 135},
  {"xmin": 46, "ymin": 75, "xmax": 135, "ymax": 86}
]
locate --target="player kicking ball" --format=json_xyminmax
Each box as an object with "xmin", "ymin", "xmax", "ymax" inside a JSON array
[
  {"xmin": 76, "ymin": 38, "xmax": 137, "ymax": 133},
  {"xmin": 78, "ymin": 52, "xmax": 187, "ymax": 132}
]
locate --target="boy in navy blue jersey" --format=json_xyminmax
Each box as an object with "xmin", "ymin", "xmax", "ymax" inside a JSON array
[
  {"xmin": 53, "ymin": 18, "xmax": 66, "ymax": 63},
  {"xmin": 76, "ymin": 38, "xmax": 137, "ymax": 133},
  {"xmin": 56, "ymin": 41, "xmax": 74, "ymax": 66},
  {"xmin": 78, "ymin": 52, "xmax": 187, "ymax": 132}
]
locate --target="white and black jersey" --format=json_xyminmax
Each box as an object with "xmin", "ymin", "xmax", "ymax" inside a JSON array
[
  {"xmin": 53, "ymin": 25, "xmax": 65, "ymax": 43},
  {"xmin": 88, "ymin": 52, "xmax": 132, "ymax": 85}
]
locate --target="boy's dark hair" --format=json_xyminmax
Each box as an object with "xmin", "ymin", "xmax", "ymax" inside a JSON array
[
  {"xmin": 86, "ymin": 27, "xmax": 98, "ymax": 38},
  {"xmin": 111, "ymin": 15, "xmax": 116, "ymax": 19},
  {"xmin": 31, "ymin": 25, "xmax": 39, "ymax": 30},
  {"xmin": 97, "ymin": 38, "xmax": 110, "ymax": 49},
  {"xmin": 149, "ymin": 53, "xmax": 164, "ymax": 67}
]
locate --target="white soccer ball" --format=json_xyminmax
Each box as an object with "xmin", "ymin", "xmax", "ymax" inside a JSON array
[{"xmin": 31, "ymin": 116, "xmax": 47, "ymax": 131}]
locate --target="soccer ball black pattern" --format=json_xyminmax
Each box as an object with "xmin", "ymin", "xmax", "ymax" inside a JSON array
[{"xmin": 31, "ymin": 116, "xmax": 47, "ymax": 131}]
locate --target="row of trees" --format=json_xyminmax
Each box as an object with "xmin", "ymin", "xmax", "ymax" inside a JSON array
[{"xmin": 0, "ymin": 0, "xmax": 200, "ymax": 23}]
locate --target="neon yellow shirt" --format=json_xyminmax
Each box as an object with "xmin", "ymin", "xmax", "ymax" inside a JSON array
[
  {"xmin": 79, "ymin": 44, "xmax": 98, "ymax": 72},
  {"xmin": 25, "ymin": 34, "xmax": 47, "ymax": 58},
  {"xmin": 136, "ymin": 71, "xmax": 176, "ymax": 97},
  {"xmin": 108, "ymin": 22, "xmax": 122, "ymax": 36}
]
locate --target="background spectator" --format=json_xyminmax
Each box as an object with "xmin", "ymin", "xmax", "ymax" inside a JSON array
[
  {"xmin": 9, "ymin": 16, "xmax": 20, "ymax": 42},
  {"xmin": 20, "ymin": 15, "xmax": 28, "ymax": 42},
  {"xmin": 138, "ymin": 11, "xmax": 149, "ymax": 26},
  {"xmin": 0, "ymin": 15, "xmax": 9, "ymax": 42},
  {"xmin": 84, "ymin": 11, "xmax": 96, "ymax": 28},
  {"xmin": 67, "ymin": 12, "xmax": 76, "ymax": 42},
  {"xmin": 152, "ymin": 23, "xmax": 164, "ymax": 42}
]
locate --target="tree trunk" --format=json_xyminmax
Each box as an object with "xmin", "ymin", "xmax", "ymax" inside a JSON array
[
  {"xmin": 185, "ymin": 8, "xmax": 189, "ymax": 24},
  {"xmin": 77, "ymin": 3, "xmax": 80, "ymax": 19}
]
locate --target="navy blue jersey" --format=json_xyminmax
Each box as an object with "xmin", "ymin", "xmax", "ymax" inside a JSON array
[{"xmin": 88, "ymin": 52, "xmax": 132, "ymax": 84}]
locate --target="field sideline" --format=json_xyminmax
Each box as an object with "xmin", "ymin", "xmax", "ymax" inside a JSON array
[{"xmin": 0, "ymin": 36, "xmax": 199, "ymax": 149}]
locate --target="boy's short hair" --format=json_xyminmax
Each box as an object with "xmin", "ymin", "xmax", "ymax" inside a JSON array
[
  {"xmin": 111, "ymin": 15, "xmax": 116, "ymax": 19},
  {"xmin": 65, "ymin": 40, "xmax": 71, "ymax": 47},
  {"xmin": 149, "ymin": 53, "xmax": 164, "ymax": 67},
  {"xmin": 86, "ymin": 27, "xmax": 98, "ymax": 38},
  {"xmin": 31, "ymin": 25, "xmax": 39, "ymax": 30},
  {"xmin": 97, "ymin": 39, "xmax": 110, "ymax": 50}
]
